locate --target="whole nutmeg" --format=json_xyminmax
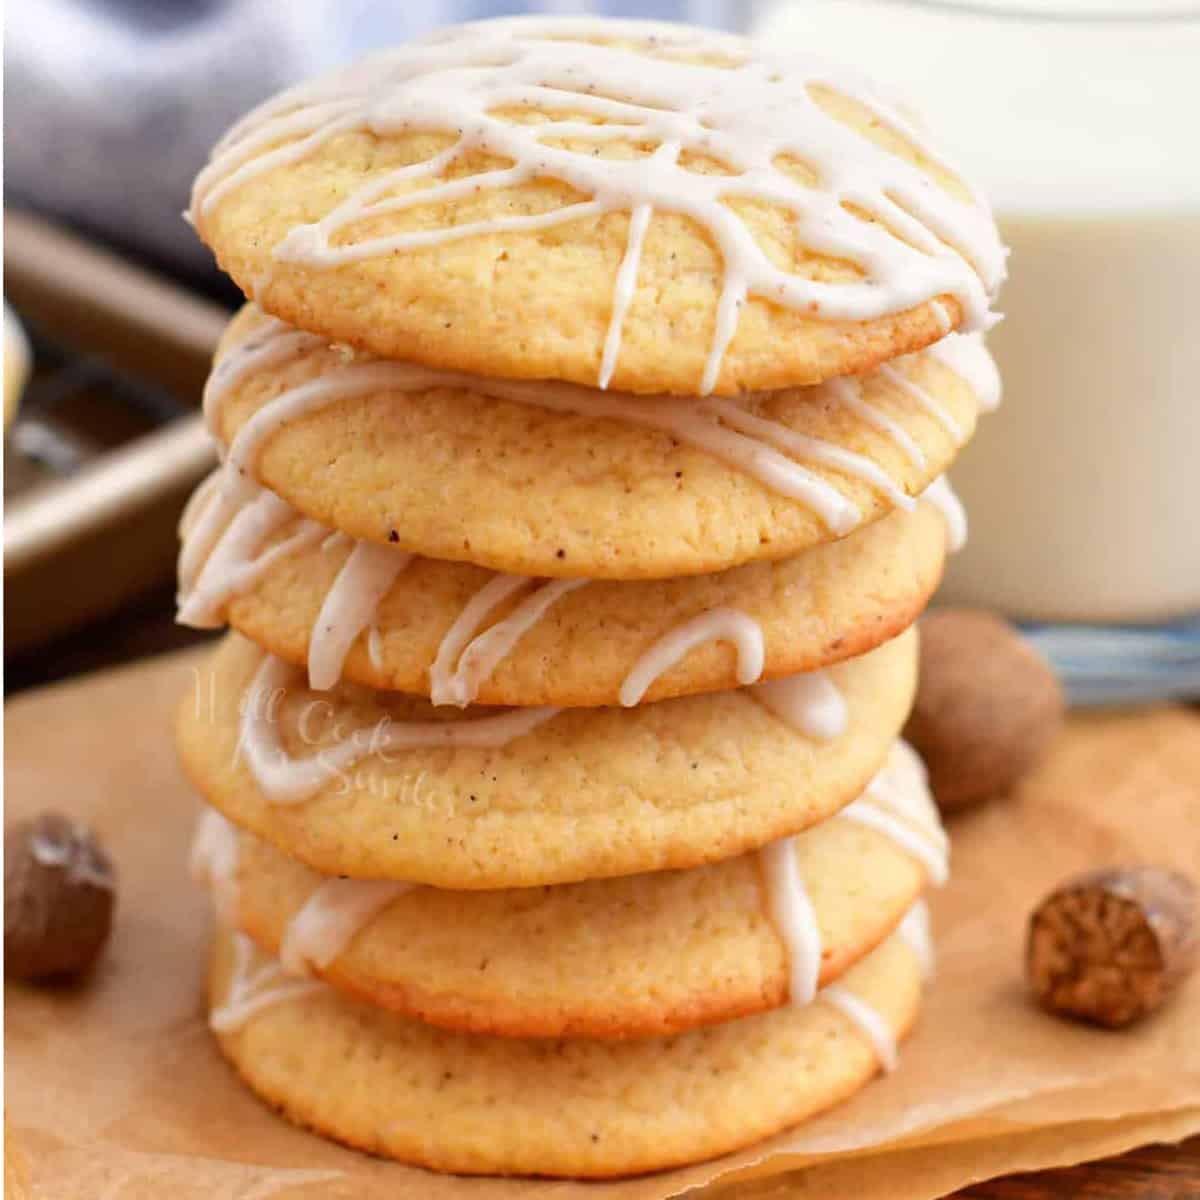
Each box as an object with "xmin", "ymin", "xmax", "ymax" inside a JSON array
[
  {"xmin": 1028, "ymin": 867, "xmax": 1197, "ymax": 1028},
  {"xmin": 904, "ymin": 608, "xmax": 1064, "ymax": 814},
  {"xmin": 5, "ymin": 811, "xmax": 115, "ymax": 981}
]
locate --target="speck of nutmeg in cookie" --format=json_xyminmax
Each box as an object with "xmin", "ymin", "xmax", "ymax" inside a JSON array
[
  {"xmin": 1027, "ymin": 866, "xmax": 1197, "ymax": 1028},
  {"xmin": 5, "ymin": 811, "xmax": 116, "ymax": 981}
]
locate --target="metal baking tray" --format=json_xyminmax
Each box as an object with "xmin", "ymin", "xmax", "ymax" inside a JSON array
[{"xmin": 4, "ymin": 210, "xmax": 228, "ymax": 654}]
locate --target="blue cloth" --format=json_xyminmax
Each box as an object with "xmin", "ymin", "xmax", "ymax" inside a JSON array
[
  {"xmin": 1023, "ymin": 617, "xmax": 1200, "ymax": 708},
  {"xmin": 4, "ymin": 0, "xmax": 749, "ymax": 275}
]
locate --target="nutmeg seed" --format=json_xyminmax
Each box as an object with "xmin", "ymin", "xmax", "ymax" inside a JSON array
[
  {"xmin": 903, "ymin": 608, "xmax": 1064, "ymax": 814},
  {"xmin": 5, "ymin": 811, "xmax": 115, "ymax": 981},
  {"xmin": 1027, "ymin": 866, "xmax": 1198, "ymax": 1028}
]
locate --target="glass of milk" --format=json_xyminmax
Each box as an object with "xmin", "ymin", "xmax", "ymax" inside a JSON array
[{"xmin": 753, "ymin": 1, "xmax": 1200, "ymax": 630}]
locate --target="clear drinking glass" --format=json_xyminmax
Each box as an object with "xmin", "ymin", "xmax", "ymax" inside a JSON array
[{"xmin": 753, "ymin": 0, "xmax": 1200, "ymax": 701}]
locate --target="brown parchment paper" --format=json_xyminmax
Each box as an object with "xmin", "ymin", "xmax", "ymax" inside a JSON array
[{"xmin": 5, "ymin": 648, "xmax": 1200, "ymax": 1199}]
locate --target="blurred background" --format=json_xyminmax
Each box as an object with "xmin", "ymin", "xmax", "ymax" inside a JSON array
[{"xmin": 4, "ymin": 0, "xmax": 1199, "ymax": 699}]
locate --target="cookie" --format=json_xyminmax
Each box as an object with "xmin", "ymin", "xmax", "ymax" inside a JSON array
[
  {"xmin": 208, "ymin": 925, "xmax": 923, "ymax": 1176},
  {"xmin": 202, "ymin": 305, "xmax": 990, "ymax": 579},
  {"xmin": 190, "ymin": 18, "xmax": 1004, "ymax": 396},
  {"xmin": 181, "ymin": 473, "xmax": 947, "ymax": 703},
  {"xmin": 175, "ymin": 627, "xmax": 918, "ymax": 888},
  {"xmin": 196, "ymin": 741, "xmax": 943, "ymax": 1038}
]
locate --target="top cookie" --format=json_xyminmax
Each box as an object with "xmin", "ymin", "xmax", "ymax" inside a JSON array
[{"xmin": 190, "ymin": 16, "xmax": 1005, "ymax": 395}]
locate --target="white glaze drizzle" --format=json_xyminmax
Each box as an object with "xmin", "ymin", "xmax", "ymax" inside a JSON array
[
  {"xmin": 483, "ymin": 383, "xmax": 863, "ymax": 532},
  {"xmin": 619, "ymin": 607, "xmax": 765, "ymax": 707},
  {"xmin": 430, "ymin": 574, "xmax": 587, "ymax": 707},
  {"xmin": 756, "ymin": 740, "xmax": 938, "ymax": 1014},
  {"xmin": 758, "ymin": 746, "xmax": 944, "ymax": 1055},
  {"xmin": 927, "ymin": 331, "xmax": 1002, "ymax": 412},
  {"xmin": 181, "ymin": 320, "xmax": 415, "ymax": 680},
  {"xmin": 308, "ymin": 541, "xmax": 412, "ymax": 691},
  {"xmin": 179, "ymin": 455, "xmax": 409, "ymax": 689},
  {"xmin": 750, "ymin": 669, "xmax": 847, "ymax": 741},
  {"xmin": 877, "ymin": 361, "xmax": 963, "ymax": 441},
  {"xmin": 758, "ymin": 770, "xmax": 934, "ymax": 1045},
  {"xmin": 238, "ymin": 654, "xmax": 559, "ymax": 804},
  {"xmin": 897, "ymin": 899, "xmax": 936, "ymax": 980},
  {"xmin": 201, "ymin": 318, "xmax": 323, "ymax": 438},
  {"xmin": 920, "ymin": 475, "xmax": 968, "ymax": 553},
  {"xmin": 840, "ymin": 742, "xmax": 950, "ymax": 885},
  {"xmin": 279, "ymin": 878, "xmax": 414, "ymax": 978},
  {"xmin": 699, "ymin": 397, "xmax": 914, "ymax": 512},
  {"xmin": 367, "ymin": 625, "xmax": 385, "ymax": 670},
  {"xmin": 178, "ymin": 466, "xmax": 223, "ymax": 534},
  {"xmin": 823, "ymin": 981, "xmax": 899, "ymax": 1073},
  {"xmin": 181, "ymin": 463, "xmax": 580, "ymax": 699},
  {"xmin": 598, "ymin": 139, "xmax": 681, "ymax": 388},
  {"xmin": 191, "ymin": 17, "xmax": 1004, "ymax": 393},
  {"xmin": 183, "ymin": 321, "xmax": 419, "ymax": 623},
  {"xmin": 189, "ymin": 809, "xmax": 242, "ymax": 925},
  {"xmin": 843, "ymin": 804, "xmax": 947, "ymax": 886},
  {"xmin": 824, "ymin": 376, "xmax": 926, "ymax": 470},
  {"xmin": 431, "ymin": 575, "xmax": 529, "ymax": 701},
  {"xmin": 825, "ymin": 331, "xmax": 999, "ymax": 472},
  {"xmin": 759, "ymin": 837, "xmax": 823, "ymax": 1007},
  {"xmin": 210, "ymin": 931, "xmax": 325, "ymax": 1034},
  {"xmin": 177, "ymin": 477, "xmax": 326, "ymax": 628}
]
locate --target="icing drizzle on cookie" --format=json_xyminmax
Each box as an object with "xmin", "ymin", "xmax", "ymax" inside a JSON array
[
  {"xmin": 190, "ymin": 809, "xmax": 243, "ymax": 926},
  {"xmin": 823, "ymin": 981, "xmax": 899, "ymax": 1072},
  {"xmin": 308, "ymin": 542, "xmax": 412, "ymax": 691},
  {"xmin": 179, "ymin": 319, "xmax": 422, "ymax": 646},
  {"xmin": 823, "ymin": 331, "xmax": 992, "ymax": 474},
  {"xmin": 840, "ymin": 741, "xmax": 950, "ymax": 884},
  {"xmin": 280, "ymin": 878, "xmax": 415, "ymax": 978},
  {"xmin": 179, "ymin": 459, "xmax": 416, "ymax": 692},
  {"xmin": 431, "ymin": 574, "xmax": 587, "ymax": 707},
  {"xmin": 177, "ymin": 483, "xmax": 326, "ymax": 629},
  {"xmin": 897, "ymin": 899, "xmax": 935, "ymax": 979},
  {"xmin": 238, "ymin": 653, "xmax": 559, "ymax": 804},
  {"xmin": 919, "ymin": 475, "xmax": 967, "ymax": 553},
  {"xmin": 759, "ymin": 837, "xmax": 824, "ymax": 1007},
  {"xmin": 191, "ymin": 813, "xmax": 417, "ymax": 981},
  {"xmin": 927, "ymin": 332, "xmax": 1002, "ymax": 412},
  {"xmin": 620, "ymin": 608, "xmax": 765, "ymax": 706},
  {"xmin": 823, "ymin": 377, "xmax": 927, "ymax": 469},
  {"xmin": 191, "ymin": 17, "xmax": 1004, "ymax": 393},
  {"xmin": 754, "ymin": 683, "xmax": 847, "ymax": 1007},
  {"xmin": 751, "ymin": 669, "xmax": 848, "ymax": 740},
  {"xmin": 210, "ymin": 931, "xmax": 325, "ymax": 1034},
  {"xmin": 760, "ymin": 740, "xmax": 945, "ymax": 1053}
]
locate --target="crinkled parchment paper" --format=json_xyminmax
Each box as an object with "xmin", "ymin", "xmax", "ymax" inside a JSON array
[{"xmin": 5, "ymin": 649, "xmax": 1199, "ymax": 1198}]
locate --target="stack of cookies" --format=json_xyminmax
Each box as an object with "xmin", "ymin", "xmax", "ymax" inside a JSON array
[{"xmin": 176, "ymin": 16, "xmax": 1004, "ymax": 1177}]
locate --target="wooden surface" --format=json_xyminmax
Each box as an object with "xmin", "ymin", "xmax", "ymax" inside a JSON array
[
  {"xmin": 5, "ymin": 605, "xmax": 1199, "ymax": 1196},
  {"xmin": 960, "ymin": 1137, "xmax": 1200, "ymax": 1198}
]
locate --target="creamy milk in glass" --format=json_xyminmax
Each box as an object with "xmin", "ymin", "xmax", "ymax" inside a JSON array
[{"xmin": 755, "ymin": 1, "xmax": 1200, "ymax": 622}]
